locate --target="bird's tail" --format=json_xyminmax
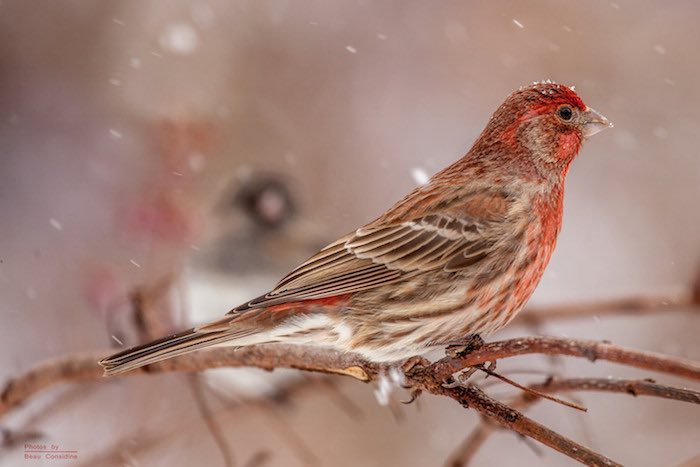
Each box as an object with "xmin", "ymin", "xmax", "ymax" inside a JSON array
[{"xmin": 99, "ymin": 321, "xmax": 252, "ymax": 377}]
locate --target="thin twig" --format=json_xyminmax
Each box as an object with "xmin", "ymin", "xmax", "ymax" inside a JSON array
[
  {"xmin": 530, "ymin": 377, "xmax": 700, "ymax": 404},
  {"xmin": 477, "ymin": 366, "xmax": 586, "ymax": 412},
  {"xmin": 186, "ymin": 374, "xmax": 236, "ymax": 467}
]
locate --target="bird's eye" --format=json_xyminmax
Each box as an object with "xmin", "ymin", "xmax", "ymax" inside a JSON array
[{"xmin": 557, "ymin": 105, "xmax": 573, "ymax": 121}]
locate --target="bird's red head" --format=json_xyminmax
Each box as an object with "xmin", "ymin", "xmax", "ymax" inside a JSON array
[{"xmin": 474, "ymin": 81, "xmax": 611, "ymax": 182}]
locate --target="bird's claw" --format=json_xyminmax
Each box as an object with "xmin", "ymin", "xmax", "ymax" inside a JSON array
[
  {"xmin": 441, "ymin": 376, "xmax": 461, "ymax": 388},
  {"xmin": 400, "ymin": 388, "xmax": 423, "ymax": 404},
  {"xmin": 445, "ymin": 334, "xmax": 485, "ymax": 358},
  {"xmin": 401, "ymin": 355, "xmax": 430, "ymax": 375}
]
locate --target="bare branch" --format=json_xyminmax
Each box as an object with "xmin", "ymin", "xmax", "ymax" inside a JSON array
[
  {"xmin": 430, "ymin": 384, "xmax": 619, "ymax": 467},
  {"xmin": 447, "ymin": 376, "xmax": 700, "ymax": 466},
  {"xmin": 429, "ymin": 336, "xmax": 700, "ymax": 382},
  {"xmin": 531, "ymin": 377, "xmax": 700, "ymax": 404},
  {"xmin": 2, "ymin": 337, "xmax": 699, "ymax": 466}
]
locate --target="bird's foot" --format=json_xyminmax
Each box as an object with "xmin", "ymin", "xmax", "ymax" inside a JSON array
[
  {"xmin": 444, "ymin": 333, "xmax": 484, "ymax": 358},
  {"xmin": 400, "ymin": 387, "xmax": 423, "ymax": 404},
  {"xmin": 401, "ymin": 355, "xmax": 431, "ymax": 375},
  {"xmin": 395, "ymin": 356, "xmax": 430, "ymax": 403}
]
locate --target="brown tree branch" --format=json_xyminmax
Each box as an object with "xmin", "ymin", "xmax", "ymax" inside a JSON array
[
  {"xmin": 2, "ymin": 337, "xmax": 699, "ymax": 466},
  {"xmin": 432, "ymin": 384, "xmax": 619, "ymax": 467},
  {"xmin": 530, "ymin": 377, "xmax": 700, "ymax": 403},
  {"xmin": 429, "ymin": 336, "xmax": 700, "ymax": 382},
  {"xmin": 446, "ymin": 376, "xmax": 700, "ymax": 466}
]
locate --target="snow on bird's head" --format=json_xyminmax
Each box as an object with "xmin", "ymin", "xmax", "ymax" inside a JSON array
[{"xmin": 518, "ymin": 81, "xmax": 586, "ymax": 111}]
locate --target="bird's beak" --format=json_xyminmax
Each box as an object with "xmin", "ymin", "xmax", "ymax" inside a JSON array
[{"xmin": 581, "ymin": 107, "xmax": 613, "ymax": 138}]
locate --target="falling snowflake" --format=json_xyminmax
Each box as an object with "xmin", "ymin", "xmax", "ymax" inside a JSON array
[
  {"xmin": 653, "ymin": 44, "xmax": 667, "ymax": 55},
  {"xmin": 411, "ymin": 167, "xmax": 430, "ymax": 185},
  {"xmin": 111, "ymin": 335, "xmax": 124, "ymax": 346},
  {"xmin": 159, "ymin": 22, "xmax": 199, "ymax": 55},
  {"xmin": 49, "ymin": 218, "xmax": 63, "ymax": 231}
]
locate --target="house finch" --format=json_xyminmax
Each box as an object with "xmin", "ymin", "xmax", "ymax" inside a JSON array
[{"xmin": 100, "ymin": 82, "xmax": 611, "ymax": 376}]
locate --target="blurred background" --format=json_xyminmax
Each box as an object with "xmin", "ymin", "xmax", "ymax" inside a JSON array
[{"xmin": 1, "ymin": 1, "xmax": 699, "ymax": 466}]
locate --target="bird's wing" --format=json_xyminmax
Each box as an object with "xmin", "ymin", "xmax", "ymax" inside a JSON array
[{"xmin": 233, "ymin": 207, "xmax": 506, "ymax": 312}]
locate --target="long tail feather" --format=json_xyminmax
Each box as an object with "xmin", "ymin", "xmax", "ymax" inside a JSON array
[{"xmin": 99, "ymin": 327, "xmax": 247, "ymax": 376}]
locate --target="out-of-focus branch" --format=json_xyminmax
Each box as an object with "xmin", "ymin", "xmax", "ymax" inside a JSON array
[
  {"xmin": 518, "ymin": 270, "xmax": 700, "ymax": 324},
  {"xmin": 446, "ymin": 376, "xmax": 700, "ymax": 466},
  {"xmin": 517, "ymin": 291, "xmax": 698, "ymax": 324}
]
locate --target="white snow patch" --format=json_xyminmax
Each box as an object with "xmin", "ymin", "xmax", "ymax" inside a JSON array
[
  {"xmin": 49, "ymin": 218, "xmax": 63, "ymax": 231},
  {"xmin": 512, "ymin": 19, "xmax": 524, "ymax": 29},
  {"xmin": 411, "ymin": 167, "xmax": 430, "ymax": 186},
  {"xmin": 373, "ymin": 368, "xmax": 406, "ymax": 406},
  {"xmin": 159, "ymin": 22, "xmax": 199, "ymax": 55}
]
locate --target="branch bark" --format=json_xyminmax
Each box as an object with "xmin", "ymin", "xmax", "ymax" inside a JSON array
[
  {"xmin": 446, "ymin": 376, "xmax": 700, "ymax": 466},
  {"xmin": 2, "ymin": 337, "xmax": 699, "ymax": 466},
  {"xmin": 428, "ymin": 336, "xmax": 700, "ymax": 382}
]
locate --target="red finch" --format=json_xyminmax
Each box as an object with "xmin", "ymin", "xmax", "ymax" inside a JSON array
[{"xmin": 100, "ymin": 82, "xmax": 611, "ymax": 376}]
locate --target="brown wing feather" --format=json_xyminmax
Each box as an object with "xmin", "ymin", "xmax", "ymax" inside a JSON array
[{"xmin": 232, "ymin": 190, "xmax": 510, "ymax": 313}]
